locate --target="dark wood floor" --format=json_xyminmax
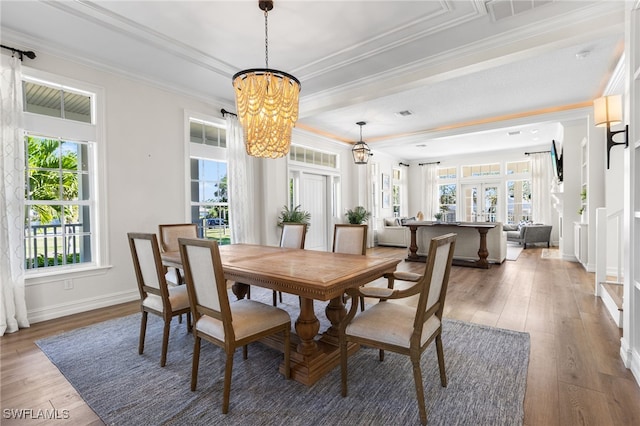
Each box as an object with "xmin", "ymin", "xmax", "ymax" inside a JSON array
[{"xmin": 1, "ymin": 246, "xmax": 639, "ymax": 425}]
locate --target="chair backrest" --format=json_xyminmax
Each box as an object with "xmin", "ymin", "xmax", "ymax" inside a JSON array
[
  {"xmin": 178, "ymin": 237, "xmax": 232, "ymax": 337},
  {"xmin": 280, "ymin": 223, "xmax": 307, "ymax": 249},
  {"xmin": 332, "ymin": 224, "xmax": 368, "ymax": 255},
  {"xmin": 158, "ymin": 223, "xmax": 198, "ymax": 253},
  {"xmin": 127, "ymin": 232, "xmax": 169, "ymax": 301},
  {"xmin": 414, "ymin": 233, "xmax": 456, "ymax": 328}
]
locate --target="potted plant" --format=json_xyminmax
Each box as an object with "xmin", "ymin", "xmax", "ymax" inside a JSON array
[
  {"xmin": 433, "ymin": 212, "xmax": 443, "ymax": 223},
  {"xmin": 345, "ymin": 206, "xmax": 371, "ymax": 224},
  {"xmin": 278, "ymin": 205, "xmax": 311, "ymax": 227}
]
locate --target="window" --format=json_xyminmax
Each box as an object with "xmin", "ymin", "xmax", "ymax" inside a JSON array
[
  {"xmin": 506, "ymin": 161, "xmax": 531, "ymax": 224},
  {"xmin": 190, "ymin": 159, "xmax": 230, "ymax": 244},
  {"xmin": 188, "ymin": 116, "xmax": 230, "ymax": 244},
  {"xmin": 437, "ymin": 167, "xmax": 457, "ymax": 221},
  {"xmin": 392, "ymin": 168, "xmax": 401, "ymax": 216},
  {"xmin": 438, "ymin": 167, "xmax": 457, "ymax": 179},
  {"xmin": 190, "ymin": 118, "xmax": 226, "ymax": 147},
  {"xmin": 506, "ymin": 180, "xmax": 531, "ymax": 223},
  {"xmin": 24, "ymin": 136, "xmax": 93, "ymax": 269},
  {"xmin": 23, "ymin": 79, "xmax": 92, "ymax": 124},
  {"xmin": 289, "ymin": 145, "xmax": 337, "ymax": 168},
  {"xmin": 438, "ymin": 184, "xmax": 457, "ymax": 222},
  {"xmin": 21, "ymin": 75, "xmax": 99, "ymax": 273},
  {"xmin": 461, "ymin": 163, "xmax": 500, "ymax": 178}
]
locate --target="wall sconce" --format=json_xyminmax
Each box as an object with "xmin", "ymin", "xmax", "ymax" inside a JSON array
[
  {"xmin": 352, "ymin": 121, "xmax": 372, "ymax": 164},
  {"xmin": 593, "ymin": 95, "xmax": 628, "ymax": 169}
]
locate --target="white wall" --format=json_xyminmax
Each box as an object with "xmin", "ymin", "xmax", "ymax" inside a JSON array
[{"xmin": 22, "ymin": 51, "xmax": 355, "ymax": 322}]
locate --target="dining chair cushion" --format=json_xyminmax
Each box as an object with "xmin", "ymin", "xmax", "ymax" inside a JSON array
[
  {"xmin": 164, "ymin": 268, "xmax": 184, "ymax": 287},
  {"xmin": 345, "ymin": 302, "xmax": 440, "ymax": 348},
  {"xmin": 196, "ymin": 299, "xmax": 291, "ymax": 341},
  {"xmin": 142, "ymin": 285, "xmax": 190, "ymax": 313},
  {"xmin": 333, "ymin": 225, "xmax": 367, "ymax": 255}
]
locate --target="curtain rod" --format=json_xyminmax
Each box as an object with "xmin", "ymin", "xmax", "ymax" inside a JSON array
[
  {"xmin": 418, "ymin": 161, "xmax": 440, "ymax": 166},
  {"xmin": 524, "ymin": 150, "xmax": 550, "ymax": 155},
  {"xmin": 220, "ymin": 108, "xmax": 237, "ymax": 117},
  {"xmin": 1, "ymin": 44, "xmax": 36, "ymax": 61},
  {"xmin": 399, "ymin": 162, "xmax": 409, "ymax": 167}
]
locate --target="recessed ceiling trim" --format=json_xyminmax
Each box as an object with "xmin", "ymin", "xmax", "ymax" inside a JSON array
[
  {"xmin": 296, "ymin": 4, "xmax": 480, "ymax": 80},
  {"xmin": 46, "ymin": 0, "xmax": 237, "ymax": 77}
]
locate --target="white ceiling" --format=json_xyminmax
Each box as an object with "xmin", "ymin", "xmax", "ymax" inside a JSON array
[{"xmin": 0, "ymin": 0, "xmax": 626, "ymax": 161}]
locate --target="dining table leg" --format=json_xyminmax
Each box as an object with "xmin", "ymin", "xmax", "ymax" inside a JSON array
[
  {"xmin": 323, "ymin": 296, "xmax": 347, "ymax": 342},
  {"xmin": 295, "ymin": 297, "xmax": 320, "ymax": 355}
]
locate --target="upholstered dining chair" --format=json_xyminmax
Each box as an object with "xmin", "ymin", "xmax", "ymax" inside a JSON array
[
  {"xmin": 178, "ymin": 237, "xmax": 291, "ymax": 414},
  {"xmin": 339, "ymin": 233, "xmax": 457, "ymax": 425},
  {"xmin": 127, "ymin": 232, "xmax": 192, "ymax": 367},
  {"xmin": 158, "ymin": 223, "xmax": 198, "ymax": 285},
  {"xmin": 333, "ymin": 224, "xmax": 368, "ymax": 311},
  {"xmin": 272, "ymin": 222, "xmax": 308, "ymax": 305}
]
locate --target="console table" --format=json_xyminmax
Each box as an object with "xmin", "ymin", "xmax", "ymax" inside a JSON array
[{"xmin": 403, "ymin": 221, "xmax": 497, "ymax": 269}]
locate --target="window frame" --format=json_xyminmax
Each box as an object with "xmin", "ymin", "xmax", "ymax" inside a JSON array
[
  {"xmin": 22, "ymin": 68, "xmax": 107, "ymax": 283},
  {"xmin": 185, "ymin": 112, "xmax": 230, "ymax": 242}
]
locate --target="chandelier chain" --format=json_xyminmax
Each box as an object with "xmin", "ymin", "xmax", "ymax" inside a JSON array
[{"xmin": 264, "ymin": 9, "xmax": 269, "ymax": 69}]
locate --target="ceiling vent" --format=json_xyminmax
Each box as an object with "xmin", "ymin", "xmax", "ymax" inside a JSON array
[
  {"xmin": 395, "ymin": 110, "xmax": 413, "ymax": 117},
  {"xmin": 486, "ymin": 0, "xmax": 554, "ymax": 22}
]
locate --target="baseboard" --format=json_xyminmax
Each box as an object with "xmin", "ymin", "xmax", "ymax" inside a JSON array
[
  {"xmin": 27, "ymin": 290, "xmax": 139, "ymax": 324},
  {"xmin": 620, "ymin": 338, "xmax": 640, "ymax": 387},
  {"xmin": 599, "ymin": 283, "xmax": 622, "ymax": 327}
]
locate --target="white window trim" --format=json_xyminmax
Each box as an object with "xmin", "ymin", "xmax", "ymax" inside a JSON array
[{"xmin": 22, "ymin": 67, "xmax": 109, "ymax": 284}]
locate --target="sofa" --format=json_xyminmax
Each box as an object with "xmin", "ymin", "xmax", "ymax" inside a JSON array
[
  {"xmin": 376, "ymin": 217, "xmax": 411, "ymax": 247},
  {"xmin": 505, "ymin": 223, "xmax": 552, "ymax": 248},
  {"xmin": 416, "ymin": 221, "xmax": 507, "ymax": 264}
]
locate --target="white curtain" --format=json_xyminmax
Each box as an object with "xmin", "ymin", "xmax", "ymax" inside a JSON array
[
  {"xmin": 226, "ymin": 114, "xmax": 258, "ymax": 244},
  {"xmin": 365, "ymin": 163, "xmax": 374, "ymax": 247},
  {"xmin": 530, "ymin": 152, "xmax": 553, "ymax": 225},
  {"xmin": 0, "ymin": 55, "xmax": 30, "ymax": 336},
  {"xmin": 421, "ymin": 163, "xmax": 439, "ymax": 220}
]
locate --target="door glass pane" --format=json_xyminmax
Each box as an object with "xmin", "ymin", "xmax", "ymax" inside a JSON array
[
  {"xmin": 483, "ymin": 186, "xmax": 498, "ymax": 222},
  {"xmin": 464, "ymin": 186, "xmax": 478, "ymax": 222}
]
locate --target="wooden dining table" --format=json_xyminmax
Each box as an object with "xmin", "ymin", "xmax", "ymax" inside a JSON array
[{"xmin": 161, "ymin": 243, "xmax": 400, "ymax": 385}]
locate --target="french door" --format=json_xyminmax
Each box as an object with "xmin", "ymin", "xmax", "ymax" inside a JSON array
[
  {"xmin": 461, "ymin": 182, "xmax": 501, "ymax": 223},
  {"xmin": 299, "ymin": 173, "xmax": 329, "ymax": 251}
]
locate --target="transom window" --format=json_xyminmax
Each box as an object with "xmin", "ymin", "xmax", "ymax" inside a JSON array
[
  {"xmin": 506, "ymin": 160, "xmax": 530, "ymax": 174},
  {"xmin": 437, "ymin": 167, "xmax": 457, "ymax": 179},
  {"xmin": 289, "ymin": 145, "xmax": 337, "ymax": 168},
  {"xmin": 461, "ymin": 163, "xmax": 500, "ymax": 177},
  {"xmin": 23, "ymin": 78, "xmax": 92, "ymax": 124},
  {"xmin": 190, "ymin": 118, "xmax": 226, "ymax": 147}
]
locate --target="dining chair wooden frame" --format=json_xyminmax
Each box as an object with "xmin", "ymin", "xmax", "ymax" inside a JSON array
[
  {"xmin": 272, "ymin": 222, "xmax": 308, "ymax": 305},
  {"xmin": 158, "ymin": 223, "xmax": 198, "ymax": 285},
  {"xmin": 332, "ymin": 223, "xmax": 367, "ymax": 256},
  {"xmin": 178, "ymin": 237, "xmax": 291, "ymax": 414},
  {"xmin": 127, "ymin": 232, "xmax": 192, "ymax": 367},
  {"xmin": 333, "ymin": 224, "xmax": 368, "ymax": 311},
  {"xmin": 339, "ymin": 233, "xmax": 457, "ymax": 425}
]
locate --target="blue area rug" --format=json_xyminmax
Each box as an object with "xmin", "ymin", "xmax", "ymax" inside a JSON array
[{"xmin": 36, "ymin": 290, "xmax": 529, "ymax": 425}]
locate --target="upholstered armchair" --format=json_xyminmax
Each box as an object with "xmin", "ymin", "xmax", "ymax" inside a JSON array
[
  {"xmin": 127, "ymin": 232, "xmax": 192, "ymax": 367},
  {"xmin": 339, "ymin": 233, "xmax": 457, "ymax": 425},
  {"xmin": 178, "ymin": 237, "xmax": 291, "ymax": 414}
]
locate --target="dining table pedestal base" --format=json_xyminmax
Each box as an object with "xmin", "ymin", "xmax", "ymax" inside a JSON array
[{"xmin": 275, "ymin": 336, "xmax": 359, "ymax": 386}]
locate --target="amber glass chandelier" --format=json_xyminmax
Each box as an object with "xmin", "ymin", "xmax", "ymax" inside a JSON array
[{"xmin": 233, "ymin": 0, "xmax": 301, "ymax": 159}]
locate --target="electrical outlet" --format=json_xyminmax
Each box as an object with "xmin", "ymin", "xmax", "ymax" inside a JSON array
[{"xmin": 64, "ymin": 279, "xmax": 73, "ymax": 290}]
